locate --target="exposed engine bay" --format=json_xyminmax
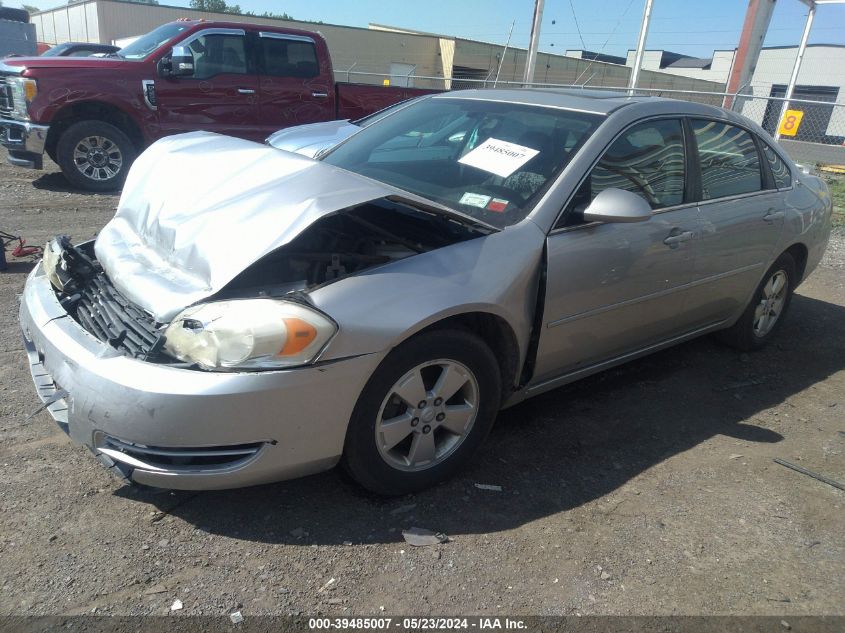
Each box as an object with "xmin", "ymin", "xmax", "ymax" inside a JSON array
[{"xmin": 216, "ymin": 197, "xmax": 484, "ymax": 299}]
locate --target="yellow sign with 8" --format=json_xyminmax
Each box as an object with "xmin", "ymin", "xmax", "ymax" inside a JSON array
[{"xmin": 778, "ymin": 110, "xmax": 804, "ymax": 137}]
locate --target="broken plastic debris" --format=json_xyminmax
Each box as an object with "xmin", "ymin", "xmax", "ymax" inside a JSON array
[
  {"xmin": 229, "ymin": 610, "xmax": 244, "ymax": 624},
  {"xmin": 402, "ymin": 527, "xmax": 449, "ymax": 547},
  {"xmin": 170, "ymin": 599, "xmax": 183, "ymax": 611},
  {"xmin": 318, "ymin": 577, "xmax": 336, "ymax": 592},
  {"xmin": 474, "ymin": 483, "xmax": 503, "ymax": 491}
]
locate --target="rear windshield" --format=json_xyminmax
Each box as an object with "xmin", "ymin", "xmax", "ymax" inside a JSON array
[{"xmin": 322, "ymin": 98, "xmax": 603, "ymax": 228}]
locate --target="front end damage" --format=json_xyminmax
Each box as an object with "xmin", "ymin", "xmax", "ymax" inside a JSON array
[{"xmin": 20, "ymin": 131, "xmax": 494, "ymax": 488}]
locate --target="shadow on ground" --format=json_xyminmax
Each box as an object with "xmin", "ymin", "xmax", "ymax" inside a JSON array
[
  {"xmin": 31, "ymin": 172, "xmax": 119, "ymax": 196},
  {"xmin": 117, "ymin": 294, "xmax": 845, "ymax": 544}
]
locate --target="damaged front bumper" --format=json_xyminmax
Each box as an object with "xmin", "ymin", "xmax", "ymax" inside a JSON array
[{"xmin": 19, "ymin": 262, "xmax": 383, "ymax": 490}]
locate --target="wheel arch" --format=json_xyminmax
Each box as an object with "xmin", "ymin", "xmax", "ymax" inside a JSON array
[
  {"xmin": 45, "ymin": 101, "xmax": 144, "ymax": 162},
  {"xmin": 398, "ymin": 310, "xmax": 522, "ymax": 406},
  {"xmin": 783, "ymin": 242, "xmax": 809, "ymax": 283}
]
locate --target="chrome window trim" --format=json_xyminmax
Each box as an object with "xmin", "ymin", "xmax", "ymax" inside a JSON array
[
  {"xmin": 180, "ymin": 28, "xmax": 246, "ymax": 47},
  {"xmin": 696, "ymin": 187, "xmax": 782, "ymax": 209},
  {"xmin": 258, "ymin": 32, "xmax": 316, "ymax": 44}
]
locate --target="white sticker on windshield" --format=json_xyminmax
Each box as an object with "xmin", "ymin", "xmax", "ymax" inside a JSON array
[
  {"xmin": 459, "ymin": 192, "xmax": 491, "ymax": 208},
  {"xmin": 458, "ymin": 137, "xmax": 540, "ymax": 178}
]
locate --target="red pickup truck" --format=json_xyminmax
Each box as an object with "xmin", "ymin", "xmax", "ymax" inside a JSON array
[{"xmin": 0, "ymin": 20, "xmax": 436, "ymax": 191}]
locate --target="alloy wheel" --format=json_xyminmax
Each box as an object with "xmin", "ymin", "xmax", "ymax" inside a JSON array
[
  {"xmin": 375, "ymin": 359, "xmax": 479, "ymax": 471},
  {"xmin": 72, "ymin": 135, "xmax": 123, "ymax": 181},
  {"xmin": 753, "ymin": 269, "xmax": 788, "ymax": 337}
]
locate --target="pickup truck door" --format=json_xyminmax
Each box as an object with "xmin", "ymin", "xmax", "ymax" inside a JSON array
[
  {"xmin": 154, "ymin": 28, "xmax": 262, "ymax": 142},
  {"xmin": 255, "ymin": 32, "xmax": 336, "ymax": 139}
]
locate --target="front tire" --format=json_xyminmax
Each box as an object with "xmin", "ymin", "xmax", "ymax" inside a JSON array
[
  {"xmin": 342, "ymin": 329, "xmax": 502, "ymax": 496},
  {"xmin": 718, "ymin": 252, "xmax": 797, "ymax": 351},
  {"xmin": 56, "ymin": 120, "xmax": 136, "ymax": 192}
]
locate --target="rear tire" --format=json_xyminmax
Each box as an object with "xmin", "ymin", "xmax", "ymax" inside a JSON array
[
  {"xmin": 342, "ymin": 329, "xmax": 501, "ymax": 496},
  {"xmin": 717, "ymin": 252, "xmax": 797, "ymax": 351},
  {"xmin": 56, "ymin": 120, "xmax": 136, "ymax": 192}
]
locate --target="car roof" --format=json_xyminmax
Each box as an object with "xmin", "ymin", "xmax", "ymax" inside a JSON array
[{"xmin": 431, "ymin": 87, "xmax": 737, "ymax": 120}]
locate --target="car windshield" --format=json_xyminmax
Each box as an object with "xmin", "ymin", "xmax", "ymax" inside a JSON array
[
  {"xmin": 41, "ymin": 44, "xmax": 70, "ymax": 57},
  {"xmin": 322, "ymin": 97, "xmax": 603, "ymax": 228},
  {"xmin": 117, "ymin": 23, "xmax": 190, "ymax": 60}
]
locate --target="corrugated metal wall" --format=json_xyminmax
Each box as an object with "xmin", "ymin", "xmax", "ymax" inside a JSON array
[{"xmin": 26, "ymin": 0, "xmax": 726, "ymax": 93}]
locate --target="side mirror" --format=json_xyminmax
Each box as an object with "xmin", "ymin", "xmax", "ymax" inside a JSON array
[
  {"xmin": 158, "ymin": 45, "xmax": 194, "ymax": 78},
  {"xmin": 582, "ymin": 187, "xmax": 652, "ymax": 223}
]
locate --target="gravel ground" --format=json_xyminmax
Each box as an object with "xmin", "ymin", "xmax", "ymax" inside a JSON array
[{"xmin": 1, "ymin": 155, "xmax": 843, "ymax": 617}]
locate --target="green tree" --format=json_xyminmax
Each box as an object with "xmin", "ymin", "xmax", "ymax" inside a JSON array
[
  {"xmin": 22, "ymin": 4, "xmax": 40, "ymax": 12},
  {"xmin": 189, "ymin": 0, "xmax": 229, "ymax": 12}
]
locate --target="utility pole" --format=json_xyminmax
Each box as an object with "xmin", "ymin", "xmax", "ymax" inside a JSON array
[
  {"xmin": 522, "ymin": 0, "xmax": 545, "ymax": 86},
  {"xmin": 723, "ymin": 0, "xmax": 777, "ymax": 109},
  {"xmin": 628, "ymin": 0, "xmax": 654, "ymax": 93},
  {"xmin": 774, "ymin": 2, "xmax": 816, "ymax": 139}
]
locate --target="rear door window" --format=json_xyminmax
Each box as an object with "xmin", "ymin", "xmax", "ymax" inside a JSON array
[
  {"xmin": 692, "ymin": 120, "xmax": 763, "ymax": 199},
  {"xmin": 260, "ymin": 37, "xmax": 320, "ymax": 78},
  {"xmin": 762, "ymin": 142, "xmax": 792, "ymax": 189}
]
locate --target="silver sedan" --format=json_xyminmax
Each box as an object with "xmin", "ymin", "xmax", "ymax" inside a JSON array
[{"xmin": 20, "ymin": 89, "xmax": 833, "ymax": 495}]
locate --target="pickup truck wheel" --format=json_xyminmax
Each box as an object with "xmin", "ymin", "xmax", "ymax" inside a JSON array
[
  {"xmin": 342, "ymin": 329, "xmax": 501, "ymax": 496},
  {"xmin": 56, "ymin": 121, "xmax": 136, "ymax": 192}
]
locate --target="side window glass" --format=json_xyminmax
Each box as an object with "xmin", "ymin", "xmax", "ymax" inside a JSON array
[
  {"xmin": 692, "ymin": 120, "xmax": 762, "ymax": 199},
  {"xmin": 762, "ymin": 143, "xmax": 792, "ymax": 189},
  {"xmin": 560, "ymin": 119, "xmax": 685, "ymax": 227},
  {"xmin": 189, "ymin": 34, "xmax": 247, "ymax": 79},
  {"xmin": 261, "ymin": 37, "xmax": 320, "ymax": 78}
]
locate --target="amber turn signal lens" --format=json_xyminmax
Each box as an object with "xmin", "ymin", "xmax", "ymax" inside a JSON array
[{"xmin": 280, "ymin": 318, "xmax": 318, "ymax": 356}]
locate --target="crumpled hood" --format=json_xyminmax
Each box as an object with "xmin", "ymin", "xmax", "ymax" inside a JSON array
[{"xmin": 94, "ymin": 131, "xmax": 398, "ymax": 323}]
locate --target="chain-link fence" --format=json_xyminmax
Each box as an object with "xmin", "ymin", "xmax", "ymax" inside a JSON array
[{"xmin": 341, "ymin": 70, "xmax": 845, "ymax": 159}]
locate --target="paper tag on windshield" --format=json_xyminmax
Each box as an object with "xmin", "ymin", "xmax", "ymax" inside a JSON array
[
  {"xmin": 458, "ymin": 138, "xmax": 540, "ymax": 178},
  {"xmin": 459, "ymin": 192, "xmax": 491, "ymax": 208}
]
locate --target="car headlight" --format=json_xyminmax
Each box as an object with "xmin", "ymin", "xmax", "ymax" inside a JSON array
[
  {"xmin": 8, "ymin": 77, "xmax": 37, "ymax": 121},
  {"xmin": 162, "ymin": 299, "xmax": 337, "ymax": 370}
]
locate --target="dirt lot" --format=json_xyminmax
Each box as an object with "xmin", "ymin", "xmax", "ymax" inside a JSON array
[{"xmin": 1, "ymin": 155, "xmax": 843, "ymax": 617}]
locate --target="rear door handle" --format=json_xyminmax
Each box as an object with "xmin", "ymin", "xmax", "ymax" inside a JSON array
[
  {"xmin": 763, "ymin": 210, "xmax": 785, "ymax": 223},
  {"xmin": 312, "ymin": 91, "xmax": 329, "ymax": 98},
  {"xmin": 663, "ymin": 230, "xmax": 694, "ymax": 246},
  {"xmin": 237, "ymin": 88, "xmax": 256, "ymax": 95}
]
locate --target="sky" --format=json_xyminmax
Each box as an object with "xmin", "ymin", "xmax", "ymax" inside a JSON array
[{"xmin": 6, "ymin": 0, "xmax": 845, "ymax": 58}]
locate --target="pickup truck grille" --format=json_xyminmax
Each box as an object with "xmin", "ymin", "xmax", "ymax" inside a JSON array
[
  {"xmin": 0, "ymin": 75, "xmax": 13, "ymax": 118},
  {"xmin": 71, "ymin": 272, "xmax": 164, "ymax": 360}
]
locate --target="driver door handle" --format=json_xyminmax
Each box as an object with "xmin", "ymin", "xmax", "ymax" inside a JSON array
[
  {"xmin": 763, "ymin": 210, "xmax": 785, "ymax": 223},
  {"xmin": 663, "ymin": 230, "xmax": 694, "ymax": 246},
  {"xmin": 312, "ymin": 91, "xmax": 329, "ymax": 98}
]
